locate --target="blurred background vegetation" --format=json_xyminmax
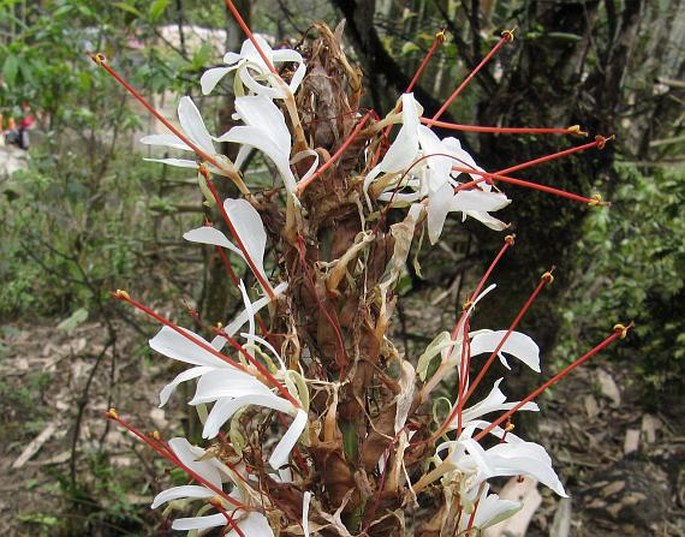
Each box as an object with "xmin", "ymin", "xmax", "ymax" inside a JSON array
[{"xmin": 0, "ymin": 0, "xmax": 682, "ymax": 535}]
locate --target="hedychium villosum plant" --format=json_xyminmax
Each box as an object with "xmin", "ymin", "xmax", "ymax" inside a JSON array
[{"xmin": 93, "ymin": 2, "xmax": 630, "ymax": 536}]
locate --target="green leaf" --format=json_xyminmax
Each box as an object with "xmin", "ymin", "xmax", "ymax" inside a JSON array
[
  {"xmin": 149, "ymin": 0, "xmax": 171, "ymax": 21},
  {"xmin": 113, "ymin": 2, "xmax": 142, "ymax": 17},
  {"xmin": 57, "ymin": 307, "xmax": 89, "ymax": 333},
  {"xmin": 2, "ymin": 54, "xmax": 19, "ymax": 86}
]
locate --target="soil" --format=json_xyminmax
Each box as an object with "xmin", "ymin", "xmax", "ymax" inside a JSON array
[{"xmin": 1, "ymin": 315, "xmax": 683, "ymax": 536}]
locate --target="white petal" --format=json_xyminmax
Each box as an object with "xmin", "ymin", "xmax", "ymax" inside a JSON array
[
  {"xmin": 140, "ymin": 133, "xmax": 191, "ymax": 151},
  {"xmin": 151, "ymin": 485, "xmax": 214, "ymax": 509},
  {"xmin": 201, "ymin": 66, "xmax": 232, "ymax": 95},
  {"xmin": 159, "ymin": 365, "xmax": 213, "ymax": 407},
  {"xmin": 269, "ymin": 409, "xmax": 308, "ymax": 469},
  {"xmin": 168, "ymin": 437, "xmax": 222, "ymax": 488},
  {"xmin": 450, "ymin": 190, "xmax": 511, "ymax": 212},
  {"xmin": 150, "ymin": 326, "xmax": 229, "ymax": 369},
  {"xmin": 427, "ymin": 182, "xmax": 455, "ymax": 244},
  {"xmin": 190, "ymin": 370, "xmax": 273, "ymax": 405},
  {"xmin": 224, "ymin": 198, "xmax": 269, "ymax": 282},
  {"xmin": 232, "ymin": 95, "xmax": 291, "ymax": 153},
  {"xmin": 485, "ymin": 441, "xmax": 567, "ymax": 497},
  {"xmin": 218, "ymin": 125, "xmax": 295, "ymax": 191},
  {"xmin": 143, "ymin": 157, "xmax": 198, "ymax": 169},
  {"xmin": 172, "ymin": 513, "xmax": 227, "ymax": 531},
  {"xmin": 183, "ymin": 226, "xmax": 244, "ymax": 260},
  {"xmin": 203, "ymin": 393, "xmax": 293, "ymax": 439},
  {"xmin": 378, "ymin": 94, "xmax": 420, "ymax": 174},
  {"xmin": 302, "ymin": 491, "xmax": 313, "ymax": 537},
  {"xmin": 178, "ymin": 96, "xmax": 215, "ymax": 156},
  {"xmin": 227, "ymin": 512, "xmax": 275, "ymax": 537},
  {"xmin": 470, "ymin": 330, "xmax": 541, "ymax": 372},
  {"xmin": 459, "ymin": 378, "xmax": 539, "ymax": 425}
]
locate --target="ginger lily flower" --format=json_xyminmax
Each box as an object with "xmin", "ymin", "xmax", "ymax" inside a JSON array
[
  {"xmin": 150, "ymin": 321, "xmax": 307, "ymax": 470},
  {"xmin": 151, "ymin": 438, "xmax": 275, "ymax": 535},
  {"xmin": 215, "ymin": 95, "xmax": 318, "ymax": 195},
  {"xmin": 366, "ymin": 93, "xmax": 509, "ymax": 240},
  {"xmin": 140, "ymin": 96, "xmax": 234, "ymax": 175},
  {"xmin": 200, "ymin": 35, "xmax": 305, "ymax": 100},
  {"xmin": 436, "ymin": 430, "xmax": 567, "ymax": 504}
]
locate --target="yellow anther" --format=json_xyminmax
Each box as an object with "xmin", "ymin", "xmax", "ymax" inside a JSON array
[
  {"xmin": 505, "ymin": 422, "xmax": 516, "ymax": 432},
  {"xmin": 462, "ymin": 299, "xmax": 474, "ymax": 312},
  {"xmin": 502, "ymin": 27, "xmax": 516, "ymax": 41},
  {"xmin": 613, "ymin": 322, "xmax": 633, "ymax": 339},
  {"xmin": 588, "ymin": 193, "xmax": 604, "ymax": 206},
  {"xmin": 113, "ymin": 289, "xmax": 130, "ymax": 300},
  {"xmin": 505, "ymin": 234, "xmax": 516, "ymax": 246},
  {"xmin": 595, "ymin": 134, "xmax": 616, "ymax": 150},
  {"xmin": 567, "ymin": 125, "xmax": 588, "ymax": 137},
  {"xmin": 151, "ymin": 430, "xmax": 162, "ymax": 441},
  {"xmin": 106, "ymin": 408, "xmax": 119, "ymax": 419},
  {"xmin": 92, "ymin": 52, "xmax": 107, "ymax": 65},
  {"xmin": 436, "ymin": 29, "xmax": 447, "ymax": 43},
  {"xmin": 215, "ymin": 322, "xmax": 223, "ymax": 330},
  {"xmin": 541, "ymin": 271, "xmax": 555, "ymax": 284}
]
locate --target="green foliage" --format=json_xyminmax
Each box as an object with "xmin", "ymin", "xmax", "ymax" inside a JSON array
[{"xmin": 560, "ymin": 163, "xmax": 685, "ymax": 399}]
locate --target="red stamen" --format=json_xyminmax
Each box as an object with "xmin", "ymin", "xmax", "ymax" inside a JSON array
[
  {"xmin": 432, "ymin": 30, "xmax": 515, "ymax": 122},
  {"xmin": 225, "ymin": 1, "xmax": 278, "ymax": 75},
  {"xmin": 473, "ymin": 323, "xmax": 632, "ymax": 441},
  {"xmin": 211, "ymin": 501, "xmax": 246, "ymax": 537},
  {"xmin": 406, "ymin": 29, "xmax": 447, "ymax": 93},
  {"xmin": 496, "ymin": 136, "xmax": 612, "ymax": 177},
  {"xmin": 295, "ymin": 111, "xmax": 372, "ymax": 194},
  {"xmin": 449, "ymin": 164, "xmax": 604, "ymax": 205},
  {"xmin": 89, "ymin": 54, "xmax": 246, "ymax": 193},
  {"xmin": 216, "ymin": 246, "xmax": 241, "ymax": 287},
  {"xmin": 106, "ymin": 410, "xmax": 247, "ymax": 510},
  {"xmin": 421, "ymin": 118, "xmax": 587, "ymax": 136}
]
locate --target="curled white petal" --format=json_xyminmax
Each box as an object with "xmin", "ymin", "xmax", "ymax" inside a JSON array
[
  {"xmin": 203, "ymin": 393, "xmax": 293, "ymax": 439},
  {"xmin": 151, "ymin": 485, "xmax": 214, "ymax": 509},
  {"xmin": 168, "ymin": 437, "xmax": 222, "ymax": 488},
  {"xmin": 159, "ymin": 365, "xmax": 213, "ymax": 407},
  {"xmin": 172, "ymin": 513, "xmax": 227, "ymax": 531},
  {"xmin": 150, "ymin": 326, "xmax": 228, "ymax": 369},
  {"xmin": 201, "ymin": 66, "xmax": 232, "ymax": 95},
  {"xmin": 269, "ymin": 409, "xmax": 308, "ymax": 469},
  {"xmin": 470, "ymin": 330, "xmax": 541, "ymax": 372}
]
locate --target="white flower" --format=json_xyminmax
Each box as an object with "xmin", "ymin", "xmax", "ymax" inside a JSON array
[
  {"xmin": 437, "ymin": 429, "xmax": 567, "ymax": 503},
  {"xmin": 216, "ymin": 95, "xmax": 296, "ymax": 192},
  {"xmin": 458, "ymin": 484, "xmax": 521, "ymax": 533},
  {"xmin": 149, "ymin": 313, "xmax": 307, "ymax": 469},
  {"xmin": 151, "ymin": 438, "xmax": 275, "ymax": 536},
  {"xmin": 364, "ymin": 93, "xmax": 509, "ymax": 241},
  {"xmin": 140, "ymin": 96, "xmax": 233, "ymax": 175},
  {"xmin": 201, "ymin": 35, "xmax": 305, "ymax": 99}
]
